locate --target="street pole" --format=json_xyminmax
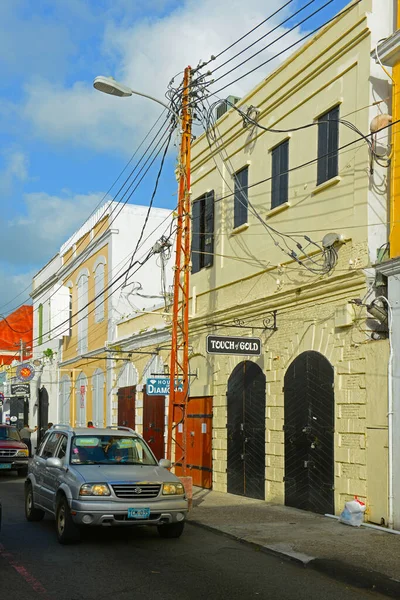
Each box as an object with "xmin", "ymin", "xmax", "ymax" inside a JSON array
[{"xmin": 167, "ymin": 66, "xmax": 192, "ymax": 478}]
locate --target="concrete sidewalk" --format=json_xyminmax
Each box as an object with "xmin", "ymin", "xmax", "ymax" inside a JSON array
[{"xmin": 188, "ymin": 488, "xmax": 400, "ymax": 598}]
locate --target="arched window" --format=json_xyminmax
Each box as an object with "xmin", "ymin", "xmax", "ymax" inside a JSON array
[
  {"xmin": 77, "ymin": 270, "xmax": 89, "ymax": 354},
  {"xmin": 59, "ymin": 375, "xmax": 71, "ymax": 425},
  {"xmin": 75, "ymin": 372, "xmax": 88, "ymax": 427},
  {"xmin": 92, "ymin": 368, "xmax": 105, "ymax": 427},
  {"xmin": 94, "ymin": 259, "xmax": 105, "ymax": 323}
]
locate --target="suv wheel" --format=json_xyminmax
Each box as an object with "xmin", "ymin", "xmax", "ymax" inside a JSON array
[
  {"xmin": 56, "ymin": 496, "xmax": 80, "ymax": 545},
  {"xmin": 157, "ymin": 521, "xmax": 185, "ymax": 539},
  {"xmin": 25, "ymin": 483, "xmax": 45, "ymax": 522}
]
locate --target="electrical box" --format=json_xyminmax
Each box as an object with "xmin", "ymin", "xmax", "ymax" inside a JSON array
[
  {"xmin": 216, "ymin": 95, "xmax": 241, "ymax": 120},
  {"xmin": 335, "ymin": 303, "xmax": 354, "ymax": 328}
]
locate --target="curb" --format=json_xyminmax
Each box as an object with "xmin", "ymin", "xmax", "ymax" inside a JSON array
[{"xmin": 188, "ymin": 519, "xmax": 400, "ymax": 598}]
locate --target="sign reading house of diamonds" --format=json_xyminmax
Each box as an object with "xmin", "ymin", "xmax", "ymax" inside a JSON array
[{"xmin": 206, "ymin": 335, "xmax": 261, "ymax": 356}]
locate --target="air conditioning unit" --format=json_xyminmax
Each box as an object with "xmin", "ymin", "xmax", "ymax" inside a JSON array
[{"xmin": 216, "ymin": 95, "xmax": 241, "ymax": 120}]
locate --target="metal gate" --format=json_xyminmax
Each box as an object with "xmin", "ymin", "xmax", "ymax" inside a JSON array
[
  {"xmin": 117, "ymin": 385, "xmax": 136, "ymax": 429},
  {"xmin": 227, "ymin": 361, "xmax": 266, "ymax": 500},
  {"xmin": 284, "ymin": 351, "xmax": 334, "ymax": 514},
  {"xmin": 143, "ymin": 386, "xmax": 165, "ymax": 460},
  {"xmin": 175, "ymin": 396, "xmax": 213, "ymax": 488}
]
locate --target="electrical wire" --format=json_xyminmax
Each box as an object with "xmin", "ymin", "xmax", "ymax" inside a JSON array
[
  {"xmin": 0, "ymin": 110, "xmax": 171, "ymax": 316},
  {"xmin": 123, "ymin": 126, "xmax": 175, "ymax": 286},
  {"xmin": 210, "ymin": 0, "xmax": 362, "ymax": 95}
]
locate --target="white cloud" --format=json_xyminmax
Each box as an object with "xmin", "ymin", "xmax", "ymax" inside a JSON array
[
  {"xmin": 22, "ymin": 0, "xmax": 306, "ymax": 154},
  {"xmin": 3, "ymin": 190, "xmax": 106, "ymax": 266},
  {"xmin": 0, "ymin": 150, "xmax": 29, "ymax": 194}
]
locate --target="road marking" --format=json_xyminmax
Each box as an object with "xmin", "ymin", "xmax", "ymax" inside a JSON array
[{"xmin": 0, "ymin": 543, "xmax": 51, "ymax": 597}]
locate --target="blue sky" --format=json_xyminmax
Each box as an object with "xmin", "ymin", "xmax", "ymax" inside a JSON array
[{"xmin": 0, "ymin": 0, "xmax": 350, "ymax": 312}]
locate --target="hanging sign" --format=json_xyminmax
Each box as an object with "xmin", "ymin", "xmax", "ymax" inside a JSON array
[
  {"xmin": 16, "ymin": 363, "xmax": 35, "ymax": 382},
  {"xmin": 80, "ymin": 385, "xmax": 86, "ymax": 408},
  {"xmin": 11, "ymin": 383, "xmax": 30, "ymax": 397},
  {"xmin": 206, "ymin": 335, "xmax": 261, "ymax": 356},
  {"xmin": 146, "ymin": 377, "xmax": 183, "ymax": 396}
]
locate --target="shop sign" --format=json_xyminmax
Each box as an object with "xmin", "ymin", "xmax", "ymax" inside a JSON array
[
  {"xmin": 11, "ymin": 383, "xmax": 30, "ymax": 397},
  {"xmin": 206, "ymin": 335, "xmax": 261, "ymax": 356},
  {"xmin": 146, "ymin": 377, "xmax": 183, "ymax": 396},
  {"xmin": 16, "ymin": 363, "xmax": 35, "ymax": 382}
]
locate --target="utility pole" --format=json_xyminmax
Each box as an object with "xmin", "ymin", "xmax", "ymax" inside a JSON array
[
  {"xmin": 167, "ymin": 66, "xmax": 192, "ymax": 476},
  {"xmin": 18, "ymin": 339, "xmax": 25, "ymax": 362}
]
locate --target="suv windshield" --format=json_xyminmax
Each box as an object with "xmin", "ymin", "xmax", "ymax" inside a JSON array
[
  {"xmin": 0, "ymin": 427, "xmax": 20, "ymax": 441},
  {"xmin": 70, "ymin": 435, "xmax": 157, "ymax": 466}
]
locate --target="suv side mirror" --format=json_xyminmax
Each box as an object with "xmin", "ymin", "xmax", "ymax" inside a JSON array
[
  {"xmin": 159, "ymin": 458, "xmax": 171, "ymax": 469},
  {"xmin": 46, "ymin": 457, "xmax": 63, "ymax": 469}
]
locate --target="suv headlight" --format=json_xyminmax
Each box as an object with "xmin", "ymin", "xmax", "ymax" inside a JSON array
[
  {"xmin": 16, "ymin": 449, "xmax": 29, "ymax": 457},
  {"xmin": 79, "ymin": 483, "xmax": 111, "ymax": 496},
  {"xmin": 162, "ymin": 482, "xmax": 185, "ymax": 495}
]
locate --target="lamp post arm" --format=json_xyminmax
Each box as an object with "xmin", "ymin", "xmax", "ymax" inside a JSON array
[{"xmin": 131, "ymin": 89, "xmax": 180, "ymax": 120}]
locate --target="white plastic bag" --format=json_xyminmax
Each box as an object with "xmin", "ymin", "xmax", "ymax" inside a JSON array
[{"xmin": 339, "ymin": 498, "xmax": 366, "ymax": 527}]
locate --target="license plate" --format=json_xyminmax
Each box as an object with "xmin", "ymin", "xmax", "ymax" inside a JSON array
[
  {"xmin": 127, "ymin": 507, "xmax": 151, "ymax": 520},
  {"xmin": 0, "ymin": 464, "xmax": 12, "ymax": 469}
]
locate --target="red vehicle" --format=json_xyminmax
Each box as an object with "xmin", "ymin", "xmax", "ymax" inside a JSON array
[{"xmin": 0, "ymin": 425, "xmax": 29, "ymax": 476}]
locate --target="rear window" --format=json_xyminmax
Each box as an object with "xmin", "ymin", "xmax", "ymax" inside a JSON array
[
  {"xmin": 70, "ymin": 435, "xmax": 156, "ymax": 466},
  {"xmin": 0, "ymin": 427, "xmax": 20, "ymax": 441}
]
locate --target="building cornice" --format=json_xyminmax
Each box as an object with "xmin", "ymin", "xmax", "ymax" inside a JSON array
[
  {"xmin": 371, "ymin": 31, "xmax": 400, "ymax": 68},
  {"xmin": 375, "ymin": 257, "xmax": 400, "ymax": 276}
]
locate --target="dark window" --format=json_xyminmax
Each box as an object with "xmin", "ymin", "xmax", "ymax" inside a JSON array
[
  {"xmin": 191, "ymin": 191, "xmax": 214, "ymax": 274},
  {"xmin": 317, "ymin": 106, "xmax": 339, "ymax": 185},
  {"xmin": 0, "ymin": 427, "xmax": 20, "ymax": 441},
  {"xmin": 40, "ymin": 432, "xmax": 62, "ymax": 458},
  {"xmin": 56, "ymin": 436, "xmax": 68, "ymax": 460},
  {"xmin": 234, "ymin": 167, "xmax": 248, "ymax": 229},
  {"xmin": 271, "ymin": 140, "xmax": 289, "ymax": 209}
]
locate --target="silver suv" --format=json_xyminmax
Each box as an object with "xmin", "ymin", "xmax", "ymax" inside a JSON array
[{"xmin": 24, "ymin": 425, "xmax": 188, "ymax": 544}]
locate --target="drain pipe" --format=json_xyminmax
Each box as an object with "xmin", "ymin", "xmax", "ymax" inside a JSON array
[{"xmin": 375, "ymin": 296, "xmax": 394, "ymax": 529}]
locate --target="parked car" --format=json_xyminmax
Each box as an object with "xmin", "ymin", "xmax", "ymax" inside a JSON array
[
  {"xmin": 25, "ymin": 425, "xmax": 188, "ymax": 544},
  {"xmin": 0, "ymin": 425, "xmax": 29, "ymax": 476}
]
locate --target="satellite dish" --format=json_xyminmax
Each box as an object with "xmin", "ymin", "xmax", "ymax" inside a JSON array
[{"xmin": 322, "ymin": 232, "xmax": 340, "ymax": 248}]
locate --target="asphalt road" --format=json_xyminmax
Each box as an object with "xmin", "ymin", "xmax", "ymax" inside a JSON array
[{"xmin": 0, "ymin": 472, "xmax": 387, "ymax": 600}]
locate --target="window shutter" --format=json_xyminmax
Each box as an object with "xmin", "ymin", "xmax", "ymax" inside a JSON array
[
  {"xmin": 271, "ymin": 146, "xmax": 280, "ymax": 209},
  {"xmin": 327, "ymin": 106, "xmax": 339, "ymax": 180},
  {"xmin": 280, "ymin": 140, "xmax": 289, "ymax": 206},
  {"xmin": 191, "ymin": 199, "xmax": 201, "ymax": 274},
  {"xmin": 204, "ymin": 190, "xmax": 214, "ymax": 268},
  {"xmin": 95, "ymin": 263, "xmax": 105, "ymax": 323},
  {"xmin": 317, "ymin": 117, "xmax": 329, "ymax": 185},
  {"xmin": 234, "ymin": 167, "xmax": 248, "ymax": 228}
]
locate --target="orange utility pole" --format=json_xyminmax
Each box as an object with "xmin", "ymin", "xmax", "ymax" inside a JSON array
[{"xmin": 167, "ymin": 66, "xmax": 192, "ymax": 475}]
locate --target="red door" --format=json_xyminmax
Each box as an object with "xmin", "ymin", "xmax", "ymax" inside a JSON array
[
  {"xmin": 143, "ymin": 386, "xmax": 165, "ymax": 460},
  {"xmin": 117, "ymin": 386, "xmax": 136, "ymax": 429},
  {"xmin": 175, "ymin": 397, "xmax": 213, "ymax": 489}
]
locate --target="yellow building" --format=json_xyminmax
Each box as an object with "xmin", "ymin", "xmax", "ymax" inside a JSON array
[{"xmin": 183, "ymin": 0, "xmax": 393, "ymax": 522}]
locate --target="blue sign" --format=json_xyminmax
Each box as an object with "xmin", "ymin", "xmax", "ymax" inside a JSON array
[{"xmin": 146, "ymin": 377, "xmax": 183, "ymax": 396}]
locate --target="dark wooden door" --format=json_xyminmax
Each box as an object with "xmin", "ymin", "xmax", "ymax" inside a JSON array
[
  {"xmin": 38, "ymin": 387, "xmax": 49, "ymax": 444},
  {"xmin": 142, "ymin": 386, "xmax": 165, "ymax": 460},
  {"xmin": 284, "ymin": 351, "xmax": 334, "ymax": 514},
  {"xmin": 175, "ymin": 396, "xmax": 213, "ymax": 488},
  {"xmin": 117, "ymin": 385, "xmax": 136, "ymax": 429},
  {"xmin": 227, "ymin": 361, "xmax": 266, "ymax": 500}
]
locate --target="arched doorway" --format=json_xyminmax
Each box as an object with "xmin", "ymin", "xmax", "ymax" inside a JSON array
[
  {"xmin": 227, "ymin": 361, "xmax": 266, "ymax": 500},
  {"xmin": 284, "ymin": 351, "xmax": 334, "ymax": 514}
]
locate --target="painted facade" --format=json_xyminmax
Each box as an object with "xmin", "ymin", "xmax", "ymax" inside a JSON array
[
  {"xmin": 30, "ymin": 201, "xmax": 173, "ymax": 433},
  {"xmin": 93, "ymin": 0, "xmax": 396, "ymax": 523}
]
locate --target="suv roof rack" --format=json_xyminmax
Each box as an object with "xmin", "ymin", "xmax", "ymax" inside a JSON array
[
  {"xmin": 50, "ymin": 424, "xmax": 74, "ymax": 431},
  {"xmin": 106, "ymin": 425, "xmax": 136, "ymax": 434}
]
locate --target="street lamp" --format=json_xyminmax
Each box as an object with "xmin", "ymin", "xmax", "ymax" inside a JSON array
[{"xmin": 93, "ymin": 75, "xmax": 179, "ymax": 119}]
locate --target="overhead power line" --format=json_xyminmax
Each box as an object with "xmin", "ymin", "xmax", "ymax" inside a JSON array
[{"xmin": 209, "ymin": 0, "xmax": 362, "ymax": 95}]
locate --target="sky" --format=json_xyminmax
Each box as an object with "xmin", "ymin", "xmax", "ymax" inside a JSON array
[{"xmin": 0, "ymin": 0, "xmax": 350, "ymax": 313}]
